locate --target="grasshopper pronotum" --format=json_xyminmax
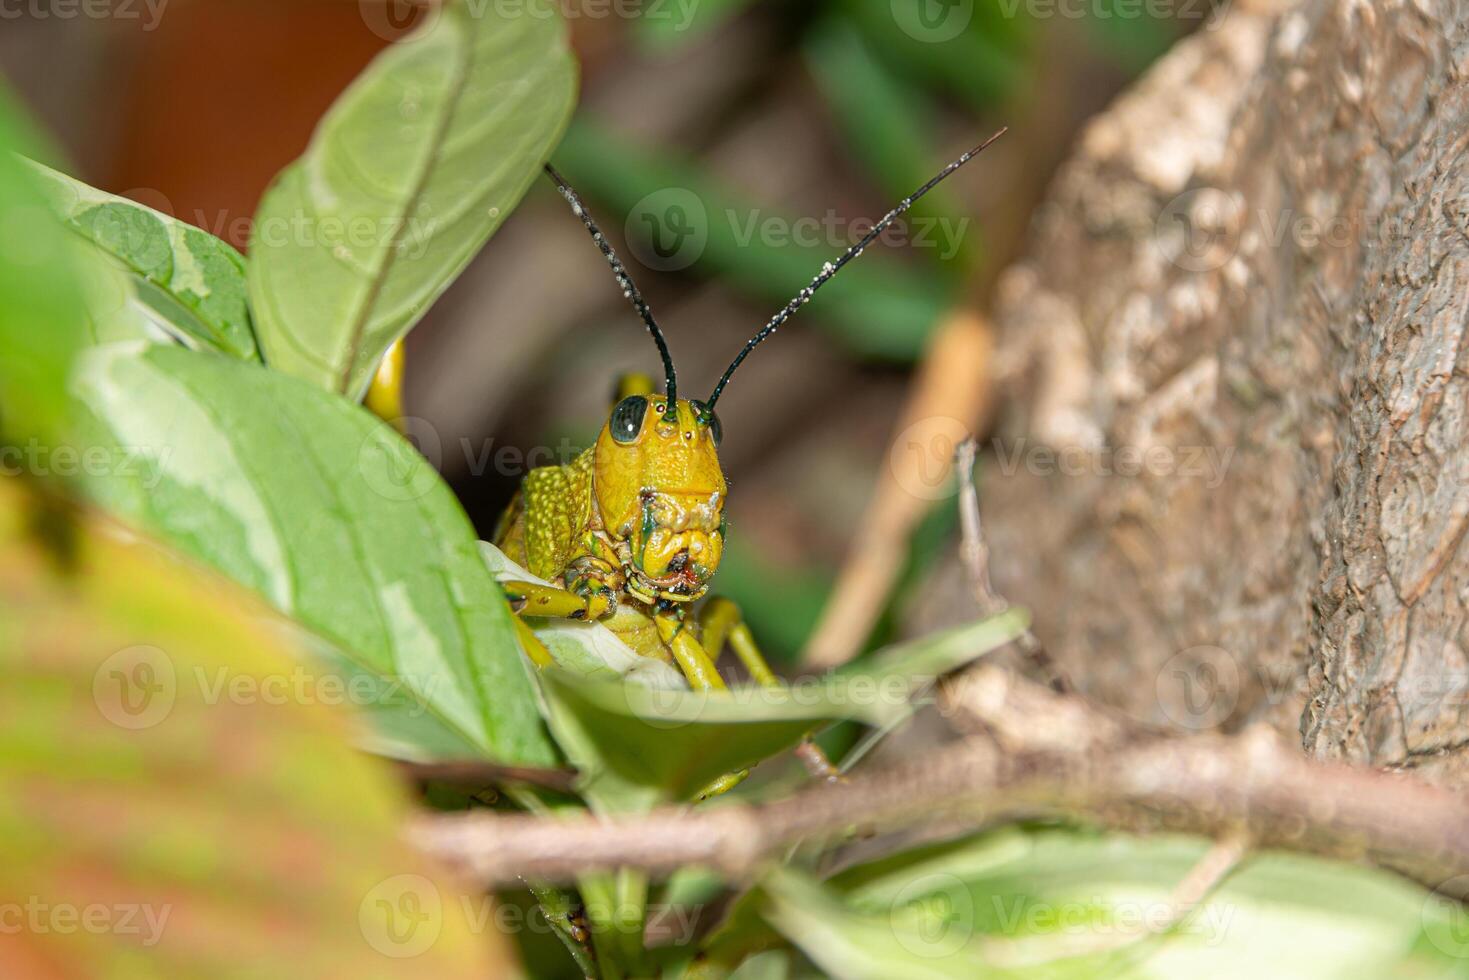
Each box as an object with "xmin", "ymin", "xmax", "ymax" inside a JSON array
[{"xmin": 492, "ymin": 130, "xmax": 1005, "ymax": 794}]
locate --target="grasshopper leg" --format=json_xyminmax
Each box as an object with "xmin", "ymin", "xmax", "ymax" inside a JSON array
[
  {"xmin": 501, "ymin": 579, "xmax": 615, "ymax": 673},
  {"xmin": 653, "ymin": 608, "xmax": 752, "ymax": 800},
  {"xmin": 699, "ymin": 597, "xmax": 844, "ymax": 784},
  {"xmin": 654, "ymin": 608, "xmax": 726, "ymax": 691},
  {"xmin": 503, "ymin": 579, "xmax": 615, "ymax": 622}
]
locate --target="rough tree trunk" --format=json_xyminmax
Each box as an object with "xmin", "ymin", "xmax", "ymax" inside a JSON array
[{"xmin": 920, "ymin": 0, "xmax": 1468, "ymax": 779}]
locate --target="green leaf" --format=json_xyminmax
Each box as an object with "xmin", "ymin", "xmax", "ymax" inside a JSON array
[
  {"xmin": 759, "ymin": 828, "xmax": 1468, "ymax": 978},
  {"xmin": 535, "ymin": 611, "xmax": 1027, "ymax": 812},
  {"xmin": 0, "ymin": 477, "xmax": 518, "ymax": 978},
  {"xmin": 249, "ymin": 0, "xmax": 577, "ymax": 397},
  {"xmin": 0, "ymin": 103, "xmax": 91, "ymax": 447},
  {"xmin": 25, "ymin": 159, "xmax": 261, "ymax": 360},
  {"xmin": 68, "ymin": 343, "xmax": 555, "ymax": 767}
]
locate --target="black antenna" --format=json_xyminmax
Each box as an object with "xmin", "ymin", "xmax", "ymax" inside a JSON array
[
  {"xmin": 543, "ymin": 164, "xmax": 678, "ymax": 412},
  {"xmin": 704, "ymin": 127, "xmax": 1007, "ymax": 412}
]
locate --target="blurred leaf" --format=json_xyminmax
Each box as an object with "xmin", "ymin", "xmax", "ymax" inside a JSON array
[
  {"xmin": 536, "ymin": 610, "xmax": 1025, "ymax": 812},
  {"xmin": 840, "ymin": 0, "xmax": 1028, "ymax": 115},
  {"xmin": 759, "ymin": 828, "xmax": 1468, "ymax": 979},
  {"xmin": 803, "ymin": 17, "xmax": 976, "ymax": 272},
  {"xmin": 249, "ymin": 0, "xmax": 578, "ymax": 398},
  {"xmin": 0, "ymin": 99, "xmax": 90, "ymax": 447},
  {"xmin": 26, "ymin": 160, "xmax": 261, "ymax": 360},
  {"xmin": 0, "ymin": 477, "xmax": 515, "ymax": 978},
  {"xmin": 838, "ymin": 608, "xmax": 1027, "ymax": 685},
  {"xmin": 633, "ymin": 0, "xmax": 756, "ymax": 49},
  {"xmin": 67, "ymin": 343, "xmax": 555, "ymax": 766},
  {"xmin": 554, "ymin": 120, "xmax": 949, "ymax": 362}
]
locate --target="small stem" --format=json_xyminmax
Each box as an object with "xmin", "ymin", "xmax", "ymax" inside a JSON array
[{"xmin": 578, "ymin": 873, "xmax": 627, "ymax": 980}]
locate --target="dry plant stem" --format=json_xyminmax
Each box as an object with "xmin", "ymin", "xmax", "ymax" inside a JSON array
[
  {"xmin": 1163, "ymin": 832, "xmax": 1250, "ymax": 927},
  {"xmin": 412, "ymin": 670, "xmax": 1469, "ymax": 898},
  {"xmin": 954, "ymin": 438, "xmax": 1070, "ymax": 693},
  {"xmin": 802, "ymin": 311, "xmax": 995, "ymax": 670}
]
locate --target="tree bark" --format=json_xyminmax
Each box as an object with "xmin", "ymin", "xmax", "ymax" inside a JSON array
[{"xmin": 916, "ymin": 0, "xmax": 1469, "ymax": 778}]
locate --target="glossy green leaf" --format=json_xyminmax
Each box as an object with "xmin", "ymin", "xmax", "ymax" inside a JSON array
[
  {"xmin": 68, "ymin": 343, "xmax": 555, "ymax": 767},
  {"xmin": 536, "ymin": 611, "xmax": 1027, "ymax": 812},
  {"xmin": 26, "ymin": 159, "xmax": 261, "ymax": 360},
  {"xmin": 0, "ymin": 101, "xmax": 91, "ymax": 447},
  {"xmin": 249, "ymin": 0, "xmax": 577, "ymax": 397},
  {"xmin": 760, "ymin": 828, "xmax": 1467, "ymax": 979},
  {"xmin": 0, "ymin": 477, "xmax": 516, "ymax": 978}
]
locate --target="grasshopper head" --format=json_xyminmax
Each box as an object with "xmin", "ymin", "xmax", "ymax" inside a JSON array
[
  {"xmin": 548, "ymin": 133, "xmax": 1006, "ymax": 604},
  {"xmin": 593, "ymin": 396, "xmax": 726, "ymax": 604}
]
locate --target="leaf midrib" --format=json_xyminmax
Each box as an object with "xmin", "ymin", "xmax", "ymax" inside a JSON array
[{"xmin": 333, "ymin": 11, "xmax": 475, "ymax": 395}]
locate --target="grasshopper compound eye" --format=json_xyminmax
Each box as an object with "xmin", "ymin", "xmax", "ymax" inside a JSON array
[{"xmin": 609, "ymin": 395, "xmax": 649, "ymax": 443}]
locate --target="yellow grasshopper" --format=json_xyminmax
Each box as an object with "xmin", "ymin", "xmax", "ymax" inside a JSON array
[{"xmin": 488, "ymin": 131, "xmax": 1005, "ymax": 788}]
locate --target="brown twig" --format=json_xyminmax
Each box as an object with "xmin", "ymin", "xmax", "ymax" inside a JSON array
[
  {"xmin": 411, "ymin": 668, "xmax": 1469, "ymax": 898},
  {"xmin": 953, "ymin": 437, "xmax": 1071, "ymax": 693}
]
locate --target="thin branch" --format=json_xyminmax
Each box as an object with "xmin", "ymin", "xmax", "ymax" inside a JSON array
[
  {"xmin": 411, "ymin": 668, "xmax": 1469, "ymax": 898},
  {"xmin": 954, "ymin": 438, "xmax": 1070, "ymax": 693}
]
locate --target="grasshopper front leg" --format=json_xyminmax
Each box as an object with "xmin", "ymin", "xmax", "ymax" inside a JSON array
[
  {"xmin": 503, "ymin": 579, "xmax": 615, "ymax": 622},
  {"xmin": 661, "ymin": 598, "xmax": 844, "ymax": 791},
  {"xmin": 651, "ymin": 607, "xmax": 751, "ymax": 800},
  {"xmin": 699, "ymin": 597, "xmax": 843, "ymax": 783},
  {"xmin": 501, "ymin": 562, "xmax": 620, "ymax": 670}
]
